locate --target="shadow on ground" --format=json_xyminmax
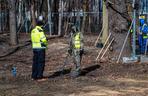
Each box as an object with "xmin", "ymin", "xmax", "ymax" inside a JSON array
[
  {"xmin": 48, "ymin": 68, "xmax": 71, "ymax": 78},
  {"xmin": 48, "ymin": 64, "xmax": 101, "ymax": 78},
  {"xmin": 80, "ymin": 64, "xmax": 101, "ymax": 76}
]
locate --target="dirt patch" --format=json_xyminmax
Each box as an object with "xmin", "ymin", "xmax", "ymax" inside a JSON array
[{"xmin": 0, "ymin": 33, "xmax": 148, "ymax": 96}]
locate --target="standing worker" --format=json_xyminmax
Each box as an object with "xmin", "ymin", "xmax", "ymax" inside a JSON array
[
  {"xmin": 31, "ymin": 16, "xmax": 48, "ymax": 81},
  {"xmin": 68, "ymin": 25, "xmax": 84, "ymax": 77},
  {"xmin": 138, "ymin": 15, "xmax": 148, "ymax": 54}
]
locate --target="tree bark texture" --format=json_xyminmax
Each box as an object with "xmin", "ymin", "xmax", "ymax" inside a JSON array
[
  {"xmin": 9, "ymin": 0, "xmax": 18, "ymax": 45},
  {"xmin": 31, "ymin": 1, "xmax": 36, "ymax": 28},
  {"xmin": 106, "ymin": 0, "xmax": 131, "ymax": 58}
]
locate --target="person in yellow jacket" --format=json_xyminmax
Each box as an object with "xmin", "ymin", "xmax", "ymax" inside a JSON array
[
  {"xmin": 68, "ymin": 25, "xmax": 84, "ymax": 77},
  {"xmin": 31, "ymin": 16, "xmax": 47, "ymax": 81}
]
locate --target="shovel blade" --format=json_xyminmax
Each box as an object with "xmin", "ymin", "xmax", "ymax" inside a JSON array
[
  {"xmin": 122, "ymin": 57, "xmax": 138, "ymax": 64},
  {"xmin": 140, "ymin": 55, "xmax": 148, "ymax": 63}
]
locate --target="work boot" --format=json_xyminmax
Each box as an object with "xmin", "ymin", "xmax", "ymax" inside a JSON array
[
  {"xmin": 37, "ymin": 78, "xmax": 47, "ymax": 82},
  {"xmin": 70, "ymin": 68, "xmax": 81, "ymax": 78}
]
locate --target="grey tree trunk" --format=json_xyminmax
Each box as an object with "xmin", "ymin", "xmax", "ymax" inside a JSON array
[
  {"xmin": 58, "ymin": 0, "xmax": 63, "ymax": 36},
  {"xmin": 31, "ymin": 1, "xmax": 36, "ymax": 28},
  {"xmin": 106, "ymin": 0, "xmax": 131, "ymax": 58},
  {"xmin": 47, "ymin": 0, "xmax": 52, "ymax": 35},
  {"xmin": 9, "ymin": 0, "xmax": 18, "ymax": 45}
]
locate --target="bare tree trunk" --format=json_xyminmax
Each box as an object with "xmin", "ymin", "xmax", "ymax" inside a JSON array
[
  {"xmin": 81, "ymin": 0, "xmax": 87, "ymax": 33},
  {"xmin": 58, "ymin": 0, "xmax": 63, "ymax": 36},
  {"xmin": 47, "ymin": 0, "xmax": 52, "ymax": 35},
  {"xmin": 101, "ymin": 0, "xmax": 108, "ymax": 44},
  {"xmin": 31, "ymin": 1, "xmax": 36, "ymax": 28},
  {"xmin": 9, "ymin": 0, "xmax": 18, "ymax": 45}
]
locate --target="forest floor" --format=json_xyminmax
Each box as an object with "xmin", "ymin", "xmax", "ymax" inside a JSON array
[{"xmin": 0, "ymin": 33, "xmax": 148, "ymax": 96}]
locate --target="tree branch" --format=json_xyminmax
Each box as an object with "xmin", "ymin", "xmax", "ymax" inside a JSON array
[{"xmin": 105, "ymin": 0, "xmax": 131, "ymax": 22}]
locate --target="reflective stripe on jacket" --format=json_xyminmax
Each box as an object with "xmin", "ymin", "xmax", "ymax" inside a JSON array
[
  {"xmin": 31, "ymin": 26, "xmax": 47, "ymax": 49},
  {"xmin": 74, "ymin": 32, "xmax": 81, "ymax": 49},
  {"xmin": 143, "ymin": 34, "xmax": 148, "ymax": 39},
  {"xmin": 142, "ymin": 24, "xmax": 147, "ymax": 30}
]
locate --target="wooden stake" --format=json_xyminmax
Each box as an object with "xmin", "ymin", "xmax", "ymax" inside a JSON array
[
  {"xmin": 96, "ymin": 33, "xmax": 111, "ymax": 61},
  {"xmin": 94, "ymin": 27, "xmax": 104, "ymax": 47},
  {"xmin": 100, "ymin": 38, "xmax": 114, "ymax": 60}
]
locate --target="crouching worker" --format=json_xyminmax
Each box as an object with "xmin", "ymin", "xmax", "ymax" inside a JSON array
[
  {"xmin": 31, "ymin": 16, "xmax": 47, "ymax": 81},
  {"xmin": 68, "ymin": 25, "xmax": 84, "ymax": 77}
]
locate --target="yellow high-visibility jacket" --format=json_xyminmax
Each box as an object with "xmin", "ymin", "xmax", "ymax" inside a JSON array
[
  {"xmin": 70, "ymin": 32, "xmax": 83, "ymax": 49},
  {"xmin": 31, "ymin": 26, "xmax": 47, "ymax": 49},
  {"xmin": 74, "ymin": 32, "xmax": 81, "ymax": 49}
]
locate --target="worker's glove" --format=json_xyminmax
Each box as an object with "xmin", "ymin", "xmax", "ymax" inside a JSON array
[
  {"xmin": 68, "ymin": 48, "xmax": 72, "ymax": 55},
  {"xmin": 80, "ymin": 49, "xmax": 84, "ymax": 56},
  {"xmin": 41, "ymin": 40, "xmax": 48, "ymax": 47},
  {"xmin": 41, "ymin": 42, "xmax": 46, "ymax": 47}
]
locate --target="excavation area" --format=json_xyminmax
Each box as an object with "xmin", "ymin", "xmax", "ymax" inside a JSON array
[{"xmin": 0, "ymin": 33, "xmax": 148, "ymax": 96}]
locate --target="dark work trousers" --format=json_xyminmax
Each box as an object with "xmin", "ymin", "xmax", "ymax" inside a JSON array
[
  {"xmin": 32, "ymin": 49, "xmax": 45, "ymax": 79},
  {"xmin": 72, "ymin": 49, "xmax": 82, "ymax": 71}
]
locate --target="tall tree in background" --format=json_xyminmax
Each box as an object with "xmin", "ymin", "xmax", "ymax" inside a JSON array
[
  {"xmin": 105, "ymin": 0, "xmax": 139, "ymax": 58},
  {"xmin": 31, "ymin": 0, "xmax": 36, "ymax": 28},
  {"xmin": 9, "ymin": 0, "xmax": 18, "ymax": 45},
  {"xmin": 58, "ymin": 0, "xmax": 63, "ymax": 36}
]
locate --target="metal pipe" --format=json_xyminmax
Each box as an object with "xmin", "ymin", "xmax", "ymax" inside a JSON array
[
  {"xmin": 145, "ymin": 39, "xmax": 148, "ymax": 55},
  {"xmin": 132, "ymin": 0, "xmax": 136, "ymax": 57},
  {"xmin": 0, "ymin": 2, "xmax": 1, "ymax": 32}
]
